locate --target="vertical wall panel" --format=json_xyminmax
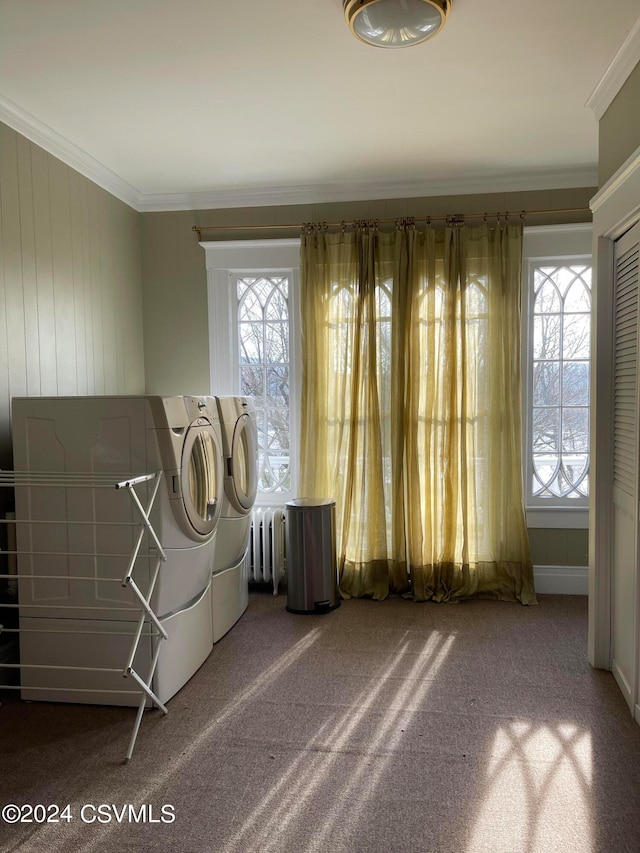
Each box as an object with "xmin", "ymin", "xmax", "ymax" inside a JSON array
[
  {"xmin": 0, "ymin": 127, "xmax": 27, "ymax": 406},
  {"xmin": 90, "ymin": 181, "xmax": 106, "ymax": 394},
  {"xmin": 79, "ymin": 177, "xmax": 95, "ymax": 392},
  {"xmin": 31, "ymin": 144, "xmax": 58, "ymax": 395},
  {"xmin": 101, "ymin": 195, "xmax": 118, "ymax": 394},
  {"xmin": 49, "ymin": 156, "xmax": 77, "ymax": 395},
  {"xmin": 69, "ymin": 169, "xmax": 88, "ymax": 395},
  {"xmin": 15, "ymin": 134, "xmax": 40, "ymax": 397},
  {"xmin": 0, "ymin": 121, "xmax": 144, "ymax": 470},
  {"xmin": 0, "ymin": 124, "xmax": 12, "ymax": 465}
]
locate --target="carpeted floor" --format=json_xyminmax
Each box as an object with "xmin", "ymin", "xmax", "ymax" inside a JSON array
[{"xmin": 1, "ymin": 592, "xmax": 640, "ymax": 853}]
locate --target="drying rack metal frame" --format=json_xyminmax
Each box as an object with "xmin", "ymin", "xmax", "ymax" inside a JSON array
[{"xmin": 0, "ymin": 469, "xmax": 168, "ymax": 762}]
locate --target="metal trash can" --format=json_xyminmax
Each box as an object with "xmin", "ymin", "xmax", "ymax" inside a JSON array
[{"xmin": 285, "ymin": 498, "xmax": 340, "ymax": 614}]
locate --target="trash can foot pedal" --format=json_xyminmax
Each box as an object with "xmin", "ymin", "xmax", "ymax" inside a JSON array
[{"xmin": 286, "ymin": 600, "xmax": 340, "ymax": 616}]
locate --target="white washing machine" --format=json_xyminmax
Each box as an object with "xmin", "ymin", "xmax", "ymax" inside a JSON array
[
  {"xmin": 211, "ymin": 396, "xmax": 258, "ymax": 642},
  {"xmin": 11, "ymin": 395, "xmax": 224, "ymax": 706}
]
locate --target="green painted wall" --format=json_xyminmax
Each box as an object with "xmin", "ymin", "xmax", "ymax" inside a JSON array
[
  {"xmin": 528, "ymin": 528, "xmax": 589, "ymax": 567},
  {"xmin": 598, "ymin": 60, "xmax": 640, "ymax": 187}
]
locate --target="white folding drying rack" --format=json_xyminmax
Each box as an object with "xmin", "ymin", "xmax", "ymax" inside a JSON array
[{"xmin": 0, "ymin": 469, "xmax": 168, "ymax": 762}]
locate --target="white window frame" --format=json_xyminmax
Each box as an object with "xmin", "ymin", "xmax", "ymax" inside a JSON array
[
  {"xmin": 522, "ymin": 224, "xmax": 592, "ymax": 530},
  {"xmin": 201, "ymin": 238, "xmax": 301, "ymax": 506}
]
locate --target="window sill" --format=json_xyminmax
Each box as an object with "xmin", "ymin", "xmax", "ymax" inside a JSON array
[{"xmin": 526, "ymin": 507, "xmax": 589, "ymax": 529}]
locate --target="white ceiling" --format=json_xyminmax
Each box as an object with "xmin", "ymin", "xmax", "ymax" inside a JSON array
[{"xmin": 1, "ymin": 0, "xmax": 639, "ymax": 211}]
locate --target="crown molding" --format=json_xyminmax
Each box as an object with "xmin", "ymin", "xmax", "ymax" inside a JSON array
[
  {"xmin": 137, "ymin": 167, "xmax": 597, "ymax": 212},
  {"xmin": 585, "ymin": 16, "xmax": 640, "ymax": 120},
  {"xmin": 0, "ymin": 93, "xmax": 142, "ymax": 210}
]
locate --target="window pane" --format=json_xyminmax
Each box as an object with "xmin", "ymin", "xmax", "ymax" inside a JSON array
[
  {"xmin": 239, "ymin": 323, "xmax": 263, "ymax": 362},
  {"xmin": 265, "ymin": 285, "xmax": 289, "ymax": 321},
  {"xmin": 532, "ymin": 454, "xmax": 561, "ymax": 496},
  {"xmin": 533, "ymin": 362, "xmax": 560, "ymax": 406},
  {"xmin": 254, "ymin": 407, "xmax": 266, "ymax": 449},
  {"xmin": 262, "ymin": 454, "xmax": 290, "ymax": 492},
  {"xmin": 266, "ymin": 407, "xmax": 289, "ymax": 451},
  {"xmin": 240, "ymin": 365, "xmax": 263, "ymax": 398},
  {"xmin": 532, "ymin": 408, "xmax": 559, "ymax": 452},
  {"xmin": 534, "ymin": 280, "xmax": 561, "ymax": 314},
  {"xmin": 264, "ymin": 322, "xmax": 288, "ymax": 363},
  {"xmin": 561, "ymin": 454, "xmax": 589, "ymax": 496},
  {"xmin": 562, "ymin": 362, "xmax": 589, "ymax": 406},
  {"xmin": 238, "ymin": 285, "xmax": 263, "ymax": 322},
  {"xmin": 564, "ymin": 279, "xmax": 591, "ymax": 312},
  {"xmin": 563, "ymin": 314, "xmax": 590, "ymax": 359},
  {"xmin": 562, "ymin": 408, "xmax": 589, "ymax": 452},
  {"xmin": 266, "ymin": 366, "xmax": 289, "ymax": 406},
  {"xmin": 533, "ymin": 315, "xmax": 561, "ymax": 359}
]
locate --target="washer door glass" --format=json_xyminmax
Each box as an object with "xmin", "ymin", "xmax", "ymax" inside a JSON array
[
  {"xmin": 230, "ymin": 413, "xmax": 258, "ymax": 512},
  {"xmin": 182, "ymin": 424, "xmax": 223, "ymax": 537}
]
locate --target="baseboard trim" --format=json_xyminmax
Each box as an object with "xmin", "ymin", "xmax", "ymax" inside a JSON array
[
  {"xmin": 534, "ymin": 565, "xmax": 588, "ymax": 595},
  {"xmin": 612, "ymin": 658, "xmax": 633, "ymax": 711}
]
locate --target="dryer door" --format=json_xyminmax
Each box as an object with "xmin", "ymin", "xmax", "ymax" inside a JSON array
[
  {"xmin": 227, "ymin": 413, "xmax": 258, "ymax": 512},
  {"xmin": 181, "ymin": 423, "xmax": 224, "ymax": 537}
]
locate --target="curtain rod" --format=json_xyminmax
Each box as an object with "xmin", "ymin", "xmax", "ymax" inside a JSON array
[{"xmin": 192, "ymin": 206, "xmax": 591, "ymax": 240}]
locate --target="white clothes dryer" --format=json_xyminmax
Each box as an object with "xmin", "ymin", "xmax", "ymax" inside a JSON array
[
  {"xmin": 210, "ymin": 395, "xmax": 258, "ymax": 642},
  {"xmin": 12, "ymin": 395, "xmax": 224, "ymax": 706}
]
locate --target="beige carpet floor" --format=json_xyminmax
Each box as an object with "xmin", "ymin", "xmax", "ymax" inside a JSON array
[{"xmin": 1, "ymin": 592, "xmax": 640, "ymax": 853}]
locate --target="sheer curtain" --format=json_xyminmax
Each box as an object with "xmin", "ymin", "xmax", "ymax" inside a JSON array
[{"xmin": 299, "ymin": 221, "xmax": 536, "ymax": 605}]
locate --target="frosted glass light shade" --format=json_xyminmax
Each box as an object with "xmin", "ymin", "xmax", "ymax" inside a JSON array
[{"xmin": 344, "ymin": 0, "xmax": 451, "ymax": 49}]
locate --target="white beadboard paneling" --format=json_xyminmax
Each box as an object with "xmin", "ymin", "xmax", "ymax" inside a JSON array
[
  {"xmin": 88, "ymin": 180, "xmax": 105, "ymax": 394},
  {"xmin": 31, "ymin": 143, "xmax": 58, "ymax": 395},
  {"xmin": 80, "ymin": 175, "xmax": 95, "ymax": 392},
  {"xmin": 1, "ymin": 127, "xmax": 27, "ymax": 403},
  {"xmin": 69, "ymin": 168, "xmax": 88, "ymax": 395},
  {"xmin": 0, "ymin": 126, "xmax": 11, "ymax": 464},
  {"xmin": 15, "ymin": 133, "xmax": 40, "ymax": 397},
  {"xmin": 49, "ymin": 155, "xmax": 77, "ymax": 396},
  {"xmin": 0, "ymin": 122, "xmax": 145, "ymax": 465}
]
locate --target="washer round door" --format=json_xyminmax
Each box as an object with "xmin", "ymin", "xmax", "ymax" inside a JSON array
[
  {"xmin": 227, "ymin": 413, "xmax": 258, "ymax": 513},
  {"xmin": 181, "ymin": 422, "xmax": 224, "ymax": 538}
]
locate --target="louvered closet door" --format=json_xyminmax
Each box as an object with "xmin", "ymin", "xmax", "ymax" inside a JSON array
[{"xmin": 611, "ymin": 220, "xmax": 640, "ymax": 712}]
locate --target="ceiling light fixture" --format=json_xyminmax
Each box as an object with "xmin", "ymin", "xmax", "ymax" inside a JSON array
[{"xmin": 344, "ymin": 0, "xmax": 451, "ymax": 49}]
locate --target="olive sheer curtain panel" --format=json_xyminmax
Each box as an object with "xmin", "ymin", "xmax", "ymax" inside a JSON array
[{"xmin": 299, "ymin": 222, "xmax": 536, "ymax": 605}]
